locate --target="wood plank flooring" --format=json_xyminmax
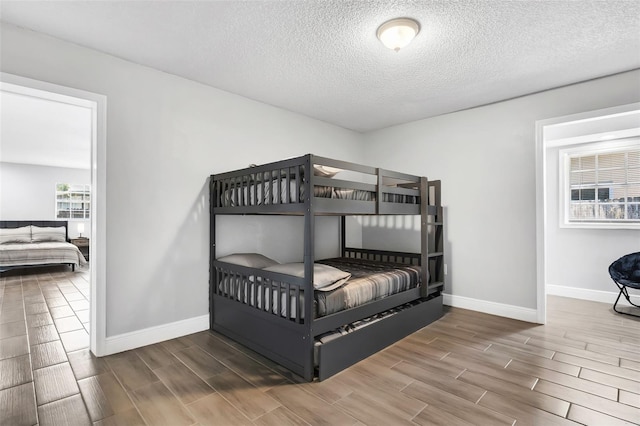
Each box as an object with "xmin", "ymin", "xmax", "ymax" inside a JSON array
[{"xmin": 1, "ymin": 267, "xmax": 639, "ymax": 425}]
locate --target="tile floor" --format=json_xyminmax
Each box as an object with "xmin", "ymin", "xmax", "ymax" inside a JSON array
[
  {"xmin": 1, "ymin": 266, "xmax": 639, "ymax": 426},
  {"xmin": 1, "ymin": 265, "xmax": 90, "ymax": 425}
]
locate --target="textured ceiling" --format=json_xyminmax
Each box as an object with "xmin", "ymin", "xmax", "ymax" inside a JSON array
[{"xmin": 1, "ymin": 1, "xmax": 639, "ymax": 132}]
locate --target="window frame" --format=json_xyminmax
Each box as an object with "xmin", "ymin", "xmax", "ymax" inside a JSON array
[
  {"xmin": 559, "ymin": 138, "xmax": 640, "ymax": 229},
  {"xmin": 55, "ymin": 183, "xmax": 91, "ymax": 220}
]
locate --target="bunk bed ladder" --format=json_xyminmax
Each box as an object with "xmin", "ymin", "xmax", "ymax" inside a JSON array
[
  {"xmin": 427, "ymin": 180, "xmax": 444, "ymax": 295},
  {"xmin": 432, "ymin": 180, "xmax": 444, "ymax": 291}
]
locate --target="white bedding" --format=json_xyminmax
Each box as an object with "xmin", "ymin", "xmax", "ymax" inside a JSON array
[{"xmin": 0, "ymin": 242, "xmax": 87, "ymax": 268}]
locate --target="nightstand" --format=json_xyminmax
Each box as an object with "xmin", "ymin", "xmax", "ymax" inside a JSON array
[{"xmin": 70, "ymin": 237, "xmax": 89, "ymax": 261}]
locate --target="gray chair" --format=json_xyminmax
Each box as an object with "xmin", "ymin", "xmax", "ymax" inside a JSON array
[{"xmin": 609, "ymin": 252, "xmax": 640, "ymax": 317}]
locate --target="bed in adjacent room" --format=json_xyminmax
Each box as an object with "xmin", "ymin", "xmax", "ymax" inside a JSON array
[{"xmin": 0, "ymin": 220, "xmax": 87, "ymax": 272}]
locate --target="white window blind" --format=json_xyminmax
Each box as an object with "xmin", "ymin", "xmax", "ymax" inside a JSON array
[{"xmin": 567, "ymin": 147, "xmax": 640, "ymax": 223}]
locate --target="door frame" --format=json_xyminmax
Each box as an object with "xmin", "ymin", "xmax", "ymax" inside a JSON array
[
  {"xmin": 0, "ymin": 72, "xmax": 108, "ymax": 355},
  {"xmin": 534, "ymin": 102, "xmax": 640, "ymax": 324}
]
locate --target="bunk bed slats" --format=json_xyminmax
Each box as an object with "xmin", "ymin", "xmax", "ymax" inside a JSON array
[
  {"xmin": 298, "ymin": 166, "xmax": 303, "ymax": 202},
  {"xmin": 343, "ymin": 248, "xmax": 421, "ymax": 265},
  {"xmin": 286, "ymin": 168, "xmax": 291, "ymax": 204}
]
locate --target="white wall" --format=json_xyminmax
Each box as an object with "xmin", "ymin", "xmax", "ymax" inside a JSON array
[
  {"xmin": 0, "ymin": 23, "xmax": 364, "ymax": 337},
  {"xmin": 0, "ymin": 162, "xmax": 90, "ymax": 238},
  {"xmin": 363, "ymin": 70, "xmax": 640, "ymax": 310},
  {"xmin": 546, "ymin": 144, "xmax": 640, "ymax": 293}
]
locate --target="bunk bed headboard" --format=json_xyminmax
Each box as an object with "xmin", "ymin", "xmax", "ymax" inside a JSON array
[
  {"xmin": 342, "ymin": 247, "xmax": 421, "ymax": 265},
  {"xmin": 0, "ymin": 220, "xmax": 70, "ymax": 241}
]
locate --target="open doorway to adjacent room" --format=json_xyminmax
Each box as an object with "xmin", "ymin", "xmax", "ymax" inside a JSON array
[
  {"xmin": 536, "ymin": 102, "xmax": 640, "ymax": 323},
  {"xmin": 0, "ymin": 73, "xmax": 106, "ymax": 357}
]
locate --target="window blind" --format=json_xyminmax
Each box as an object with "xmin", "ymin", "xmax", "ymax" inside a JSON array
[{"xmin": 568, "ymin": 148, "xmax": 640, "ymax": 222}]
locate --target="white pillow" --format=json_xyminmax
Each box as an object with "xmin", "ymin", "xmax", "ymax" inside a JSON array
[
  {"xmin": 31, "ymin": 226, "xmax": 66, "ymax": 243},
  {"xmin": 217, "ymin": 253, "xmax": 279, "ymax": 269},
  {"xmin": 263, "ymin": 263, "xmax": 351, "ymax": 291},
  {"xmin": 0, "ymin": 226, "xmax": 32, "ymax": 244},
  {"xmin": 313, "ymin": 165, "xmax": 341, "ymax": 178}
]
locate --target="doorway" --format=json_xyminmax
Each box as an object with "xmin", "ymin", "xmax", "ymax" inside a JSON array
[
  {"xmin": 0, "ymin": 72, "xmax": 107, "ymax": 355},
  {"xmin": 535, "ymin": 102, "xmax": 640, "ymax": 324}
]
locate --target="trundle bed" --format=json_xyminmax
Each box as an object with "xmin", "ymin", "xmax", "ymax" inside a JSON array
[{"xmin": 210, "ymin": 154, "xmax": 444, "ymax": 381}]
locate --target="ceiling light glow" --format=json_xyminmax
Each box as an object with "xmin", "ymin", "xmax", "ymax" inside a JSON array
[{"xmin": 377, "ymin": 18, "xmax": 420, "ymax": 52}]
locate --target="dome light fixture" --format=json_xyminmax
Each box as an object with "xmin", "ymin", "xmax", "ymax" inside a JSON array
[{"xmin": 377, "ymin": 18, "xmax": 420, "ymax": 52}]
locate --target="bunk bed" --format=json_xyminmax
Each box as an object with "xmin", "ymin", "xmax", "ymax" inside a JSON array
[{"xmin": 210, "ymin": 154, "xmax": 444, "ymax": 381}]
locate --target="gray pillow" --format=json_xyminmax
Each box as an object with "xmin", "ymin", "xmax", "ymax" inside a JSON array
[
  {"xmin": 217, "ymin": 253, "xmax": 279, "ymax": 269},
  {"xmin": 31, "ymin": 226, "xmax": 66, "ymax": 243},
  {"xmin": 0, "ymin": 226, "xmax": 32, "ymax": 244},
  {"xmin": 263, "ymin": 263, "xmax": 351, "ymax": 291}
]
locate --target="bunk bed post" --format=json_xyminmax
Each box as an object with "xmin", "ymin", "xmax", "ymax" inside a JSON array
[
  {"xmin": 420, "ymin": 176, "xmax": 429, "ymax": 298},
  {"xmin": 303, "ymin": 154, "xmax": 315, "ymax": 381},
  {"xmin": 340, "ymin": 216, "xmax": 346, "ymax": 258},
  {"xmin": 432, "ymin": 180, "xmax": 442, "ymax": 222},
  {"xmin": 209, "ymin": 174, "xmax": 217, "ymax": 330},
  {"xmin": 376, "ymin": 168, "xmax": 383, "ymax": 214}
]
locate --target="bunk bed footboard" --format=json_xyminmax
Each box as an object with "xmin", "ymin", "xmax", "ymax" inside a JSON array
[
  {"xmin": 211, "ymin": 261, "xmax": 315, "ymax": 380},
  {"xmin": 212, "ymin": 295, "xmax": 311, "ymax": 379}
]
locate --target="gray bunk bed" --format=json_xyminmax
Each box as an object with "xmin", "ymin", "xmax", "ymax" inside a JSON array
[{"xmin": 210, "ymin": 154, "xmax": 444, "ymax": 381}]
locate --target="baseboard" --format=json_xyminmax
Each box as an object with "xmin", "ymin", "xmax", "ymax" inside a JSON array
[
  {"xmin": 443, "ymin": 293, "xmax": 538, "ymax": 323},
  {"xmin": 546, "ymin": 284, "xmax": 640, "ymax": 306},
  {"xmin": 103, "ymin": 314, "xmax": 209, "ymax": 356}
]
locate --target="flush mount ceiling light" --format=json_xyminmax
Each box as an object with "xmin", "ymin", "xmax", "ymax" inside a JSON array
[{"xmin": 377, "ymin": 18, "xmax": 420, "ymax": 52}]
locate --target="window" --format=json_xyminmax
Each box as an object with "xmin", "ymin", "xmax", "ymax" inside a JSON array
[
  {"xmin": 561, "ymin": 140, "xmax": 640, "ymax": 228},
  {"xmin": 56, "ymin": 183, "xmax": 90, "ymax": 219}
]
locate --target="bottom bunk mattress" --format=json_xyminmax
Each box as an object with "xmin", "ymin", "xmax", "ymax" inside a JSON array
[
  {"xmin": 0, "ymin": 242, "xmax": 88, "ymax": 268},
  {"xmin": 217, "ymin": 257, "xmax": 422, "ymax": 319},
  {"xmin": 315, "ymin": 257, "xmax": 421, "ymax": 317}
]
